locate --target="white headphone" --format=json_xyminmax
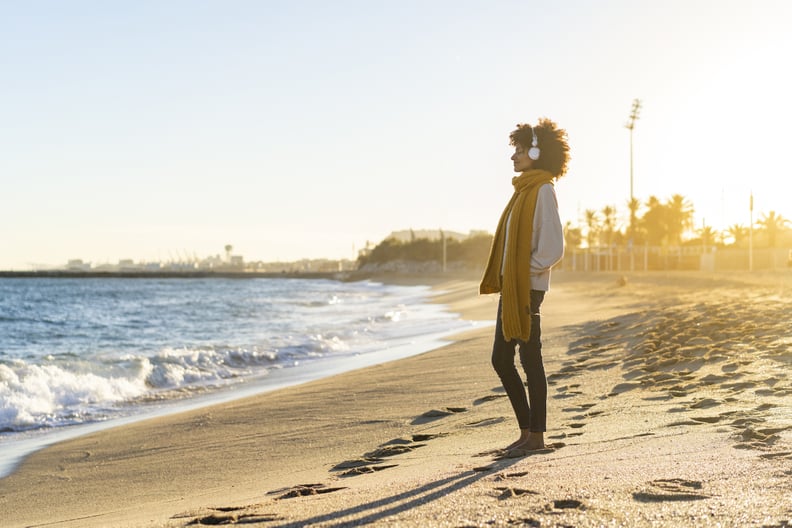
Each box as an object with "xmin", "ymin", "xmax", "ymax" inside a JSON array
[{"xmin": 528, "ymin": 127, "xmax": 541, "ymax": 160}]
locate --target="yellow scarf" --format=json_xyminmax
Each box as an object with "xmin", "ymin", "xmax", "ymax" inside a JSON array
[{"xmin": 479, "ymin": 169, "xmax": 555, "ymax": 341}]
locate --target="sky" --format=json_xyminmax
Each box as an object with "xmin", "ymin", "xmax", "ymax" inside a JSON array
[{"xmin": 2, "ymin": 0, "xmax": 791, "ymax": 269}]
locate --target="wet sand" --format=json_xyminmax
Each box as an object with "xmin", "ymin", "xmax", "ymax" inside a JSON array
[{"xmin": 1, "ymin": 271, "xmax": 790, "ymax": 527}]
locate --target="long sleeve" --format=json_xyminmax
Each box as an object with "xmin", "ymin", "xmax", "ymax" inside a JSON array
[{"xmin": 530, "ymin": 184, "xmax": 564, "ymax": 290}]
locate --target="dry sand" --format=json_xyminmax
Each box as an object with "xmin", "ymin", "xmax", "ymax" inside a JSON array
[{"xmin": 1, "ymin": 271, "xmax": 791, "ymax": 527}]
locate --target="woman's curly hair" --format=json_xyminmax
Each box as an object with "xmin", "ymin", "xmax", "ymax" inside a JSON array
[{"xmin": 509, "ymin": 118, "xmax": 570, "ymax": 178}]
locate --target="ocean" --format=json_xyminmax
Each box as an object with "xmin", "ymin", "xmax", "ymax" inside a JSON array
[{"xmin": 0, "ymin": 277, "xmax": 479, "ymax": 476}]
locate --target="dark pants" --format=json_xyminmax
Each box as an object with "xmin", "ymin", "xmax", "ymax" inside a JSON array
[{"xmin": 491, "ymin": 290, "xmax": 547, "ymax": 432}]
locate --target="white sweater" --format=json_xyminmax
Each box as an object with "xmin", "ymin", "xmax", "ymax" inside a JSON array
[{"xmin": 502, "ymin": 183, "xmax": 564, "ymax": 291}]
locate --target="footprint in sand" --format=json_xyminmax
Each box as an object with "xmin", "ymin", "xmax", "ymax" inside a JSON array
[
  {"xmin": 546, "ymin": 370, "xmax": 576, "ymax": 384},
  {"xmin": 411, "ymin": 407, "xmax": 468, "ymax": 425},
  {"xmin": 364, "ymin": 443, "xmax": 427, "ymax": 458},
  {"xmin": 699, "ymin": 373, "xmax": 733, "ymax": 385},
  {"xmin": 689, "ymin": 398, "xmax": 721, "ymax": 409},
  {"xmin": 473, "ymin": 394, "xmax": 508, "ymax": 405},
  {"xmin": 690, "ymin": 415, "xmax": 723, "ymax": 424},
  {"xmin": 490, "ymin": 471, "xmax": 541, "ymax": 500},
  {"xmin": 331, "ymin": 457, "xmax": 385, "ymax": 470},
  {"xmin": 730, "ymin": 416, "xmax": 764, "ymax": 428},
  {"xmin": 733, "ymin": 426, "xmax": 786, "ymax": 450},
  {"xmin": 553, "ymin": 498, "xmax": 584, "ymax": 509},
  {"xmin": 759, "ymin": 451, "xmax": 792, "ymax": 461},
  {"xmin": 495, "ymin": 486, "xmax": 540, "ymax": 500},
  {"xmin": 608, "ymin": 382, "xmax": 643, "ymax": 397},
  {"xmin": 178, "ymin": 507, "xmax": 283, "ymax": 525},
  {"xmin": 493, "ymin": 471, "xmax": 529, "ymax": 480},
  {"xmin": 561, "ymin": 403, "xmax": 601, "ymax": 416},
  {"xmin": 666, "ymin": 420, "xmax": 704, "ymax": 427},
  {"xmin": 337, "ymin": 464, "xmax": 398, "ymax": 477},
  {"xmin": 465, "ymin": 417, "xmax": 506, "ymax": 428},
  {"xmin": 722, "ymin": 380, "xmax": 756, "ymax": 392},
  {"xmin": 642, "ymin": 394, "xmax": 674, "ymax": 402},
  {"xmin": 378, "ymin": 434, "xmax": 446, "ymax": 446},
  {"xmin": 632, "ymin": 479, "xmax": 709, "ymax": 502},
  {"xmin": 494, "ymin": 442, "xmax": 566, "ymax": 460},
  {"xmin": 331, "ymin": 433, "xmax": 450, "ymax": 478},
  {"xmin": 552, "ymin": 384, "xmax": 584, "ymax": 399},
  {"xmin": 268, "ymin": 483, "xmax": 347, "ymax": 500},
  {"xmin": 412, "ymin": 433, "xmax": 448, "ymax": 442},
  {"xmin": 721, "ymin": 362, "xmax": 740, "ymax": 373}
]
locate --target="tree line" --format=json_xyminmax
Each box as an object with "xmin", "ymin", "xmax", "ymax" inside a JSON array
[
  {"xmin": 357, "ymin": 194, "xmax": 792, "ymax": 269},
  {"xmin": 357, "ymin": 232, "xmax": 493, "ymax": 269},
  {"xmin": 569, "ymin": 194, "xmax": 791, "ymax": 250}
]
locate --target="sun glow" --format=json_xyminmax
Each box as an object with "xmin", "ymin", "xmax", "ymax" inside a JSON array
[{"xmin": 2, "ymin": 2, "xmax": 791, "ymax": 270}]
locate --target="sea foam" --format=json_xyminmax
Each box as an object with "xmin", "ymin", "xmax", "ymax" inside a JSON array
[{"xmin": 0, "ymin": 278, "xmax": 469, "ymax": 435}]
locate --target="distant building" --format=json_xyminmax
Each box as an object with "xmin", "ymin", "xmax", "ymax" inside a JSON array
[
  {"xmin": 118, "ymin": 259, "xmax": 141, "ymax": 272},
  {"xmin": 67, "ymin": 259, "xmax": 91, "ymax": 271},
  {"xmin": 387, "ymin": 229, "xmax": 468, "ymax": 242}
]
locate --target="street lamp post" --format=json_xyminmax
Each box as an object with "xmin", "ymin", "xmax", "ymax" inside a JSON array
[
  {"xmin": 625, "ymin": 98, "xmax": 642, "ymax": 271},
  {"xmin": 626, "ymin": 99, "xmax": 642, "ymax": 202}
]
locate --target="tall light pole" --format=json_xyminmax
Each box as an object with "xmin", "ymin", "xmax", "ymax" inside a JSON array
[
  {"xmin": 625, "ymin": 99, "xmax": 642, "ymax": 205},
  {"xmin": 625, "ymin": 98, "xmax": 642, "ymax": 271}
]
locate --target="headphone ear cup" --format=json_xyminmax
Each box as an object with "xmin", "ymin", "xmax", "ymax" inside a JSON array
[{"xmin": 528, "ymin": 146, "xmax": 541, "ymax": 160}]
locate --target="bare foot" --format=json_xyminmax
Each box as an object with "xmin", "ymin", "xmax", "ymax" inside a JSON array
[
  {"xmin": 504, "ymin": 429, "xmax": 544, "ymax": 451},
  {"xmin": 504, "ymin": 438, "xmax": 527, "ymax": 451},
  {"xmin": 504, "ymin": 431, "xmax": 529, "ymax": 451},
  {"xmin": 512, "ymin": 432, "xmax": 544, "ymax": 451},
  {"xmin": 523, "ymin": 432, "xmax": 545, "ymax": 450}
]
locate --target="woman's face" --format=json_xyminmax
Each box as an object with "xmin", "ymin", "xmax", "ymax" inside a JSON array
[{"xmin": 511, "ymin": 145, "xmax": 534, "ymax": 173}]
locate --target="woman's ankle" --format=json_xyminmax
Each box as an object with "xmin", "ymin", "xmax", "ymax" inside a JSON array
[{"xmin": 524, "ymin": 431, "xmax": 544, "ymax": 449}]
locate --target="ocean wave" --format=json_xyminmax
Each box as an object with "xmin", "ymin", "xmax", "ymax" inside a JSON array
[
  {"xmin": 0, "ymin": 278, "xmax": 466, "ymax": 435},
  {"xmin": 0, "ymin": 362, "xmax": 146, "ymax": 432},
  {"xmin": 0, "ymin": 334, "xmax": 368, "ymax": 432}
]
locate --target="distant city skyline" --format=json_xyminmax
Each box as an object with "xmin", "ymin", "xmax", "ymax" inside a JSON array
[
  {"xmin": 3, "ymin": 1, "xmax": 791, "ymax": 270},
  {"xmin": 30, "ymin": 228, "xmax": 474, "ymax": 271},
  {"xmin": 52, "ymin": 248, "xmax": 357, "ymax": 272}
]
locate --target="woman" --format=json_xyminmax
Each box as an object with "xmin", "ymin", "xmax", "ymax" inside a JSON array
[{"xmin": 480, "ymin": 118, "xmax": 570, "ymax": 452}]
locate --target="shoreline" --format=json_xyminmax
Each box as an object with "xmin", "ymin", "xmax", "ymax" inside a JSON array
[
  {"xmin": 0, "ymin": 270, "xmax": 350, "ymax": 280},
  {"xmin": 1, "ymin": 270, "xmax": 791, "ymax": 527},
  {"xmin": 0, "ymin": 274, "xmax": 489, "ymax": 480}
]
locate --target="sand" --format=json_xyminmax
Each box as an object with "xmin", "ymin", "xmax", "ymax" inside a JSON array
[{"xmin": 1, "ymin": 271, "xmax": 791, "ymax": 527}]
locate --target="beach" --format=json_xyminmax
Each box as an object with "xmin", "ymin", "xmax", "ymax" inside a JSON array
[{"xmin": 1, "ymin": 271, "xmax": 791, "ymax": 527}]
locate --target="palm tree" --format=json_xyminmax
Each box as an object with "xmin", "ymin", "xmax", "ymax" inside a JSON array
[
  {"xmin": 756, "ymin": 211, "xmax": 791, "ymax": 248},
  {"xmin": 665, "ymin": 194, "xmax": 694, "ymax": 246},
  {"xmin": 584, "ymin": 209, "xmax": 600, "ymax": 249},
  {"xmin": 601, "ymin": 205, "xmax": 617, "ymax": 247},
  {"xmin": 640, "ymin": 195, "xmax": 667, "ymax": 246},
  {"xmin": 697, "ymin": 225, "xmax": 718, "ymax": 247},
  {"xmin": 225, "ymin": 245, "xmax": 233, "ymax": 262},
  {"xmin": 563, "ymin": 221, "xmax": 583, "ymax": 249},
  {"xmin": 583, "ymin": 209, "xmax": 601, "ymax": 271},
  {"xmin": 601, "ymin": 205, "xmax": 620, "ymax": 270},
  {"xmin": 726, "ymin": 224, "xmax": 748, "ymax": 246}
]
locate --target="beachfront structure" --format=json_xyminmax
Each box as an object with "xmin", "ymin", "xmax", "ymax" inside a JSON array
[{"xmin": 561, "ymin": 245, "xmax": 791, "ymax": 272}]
